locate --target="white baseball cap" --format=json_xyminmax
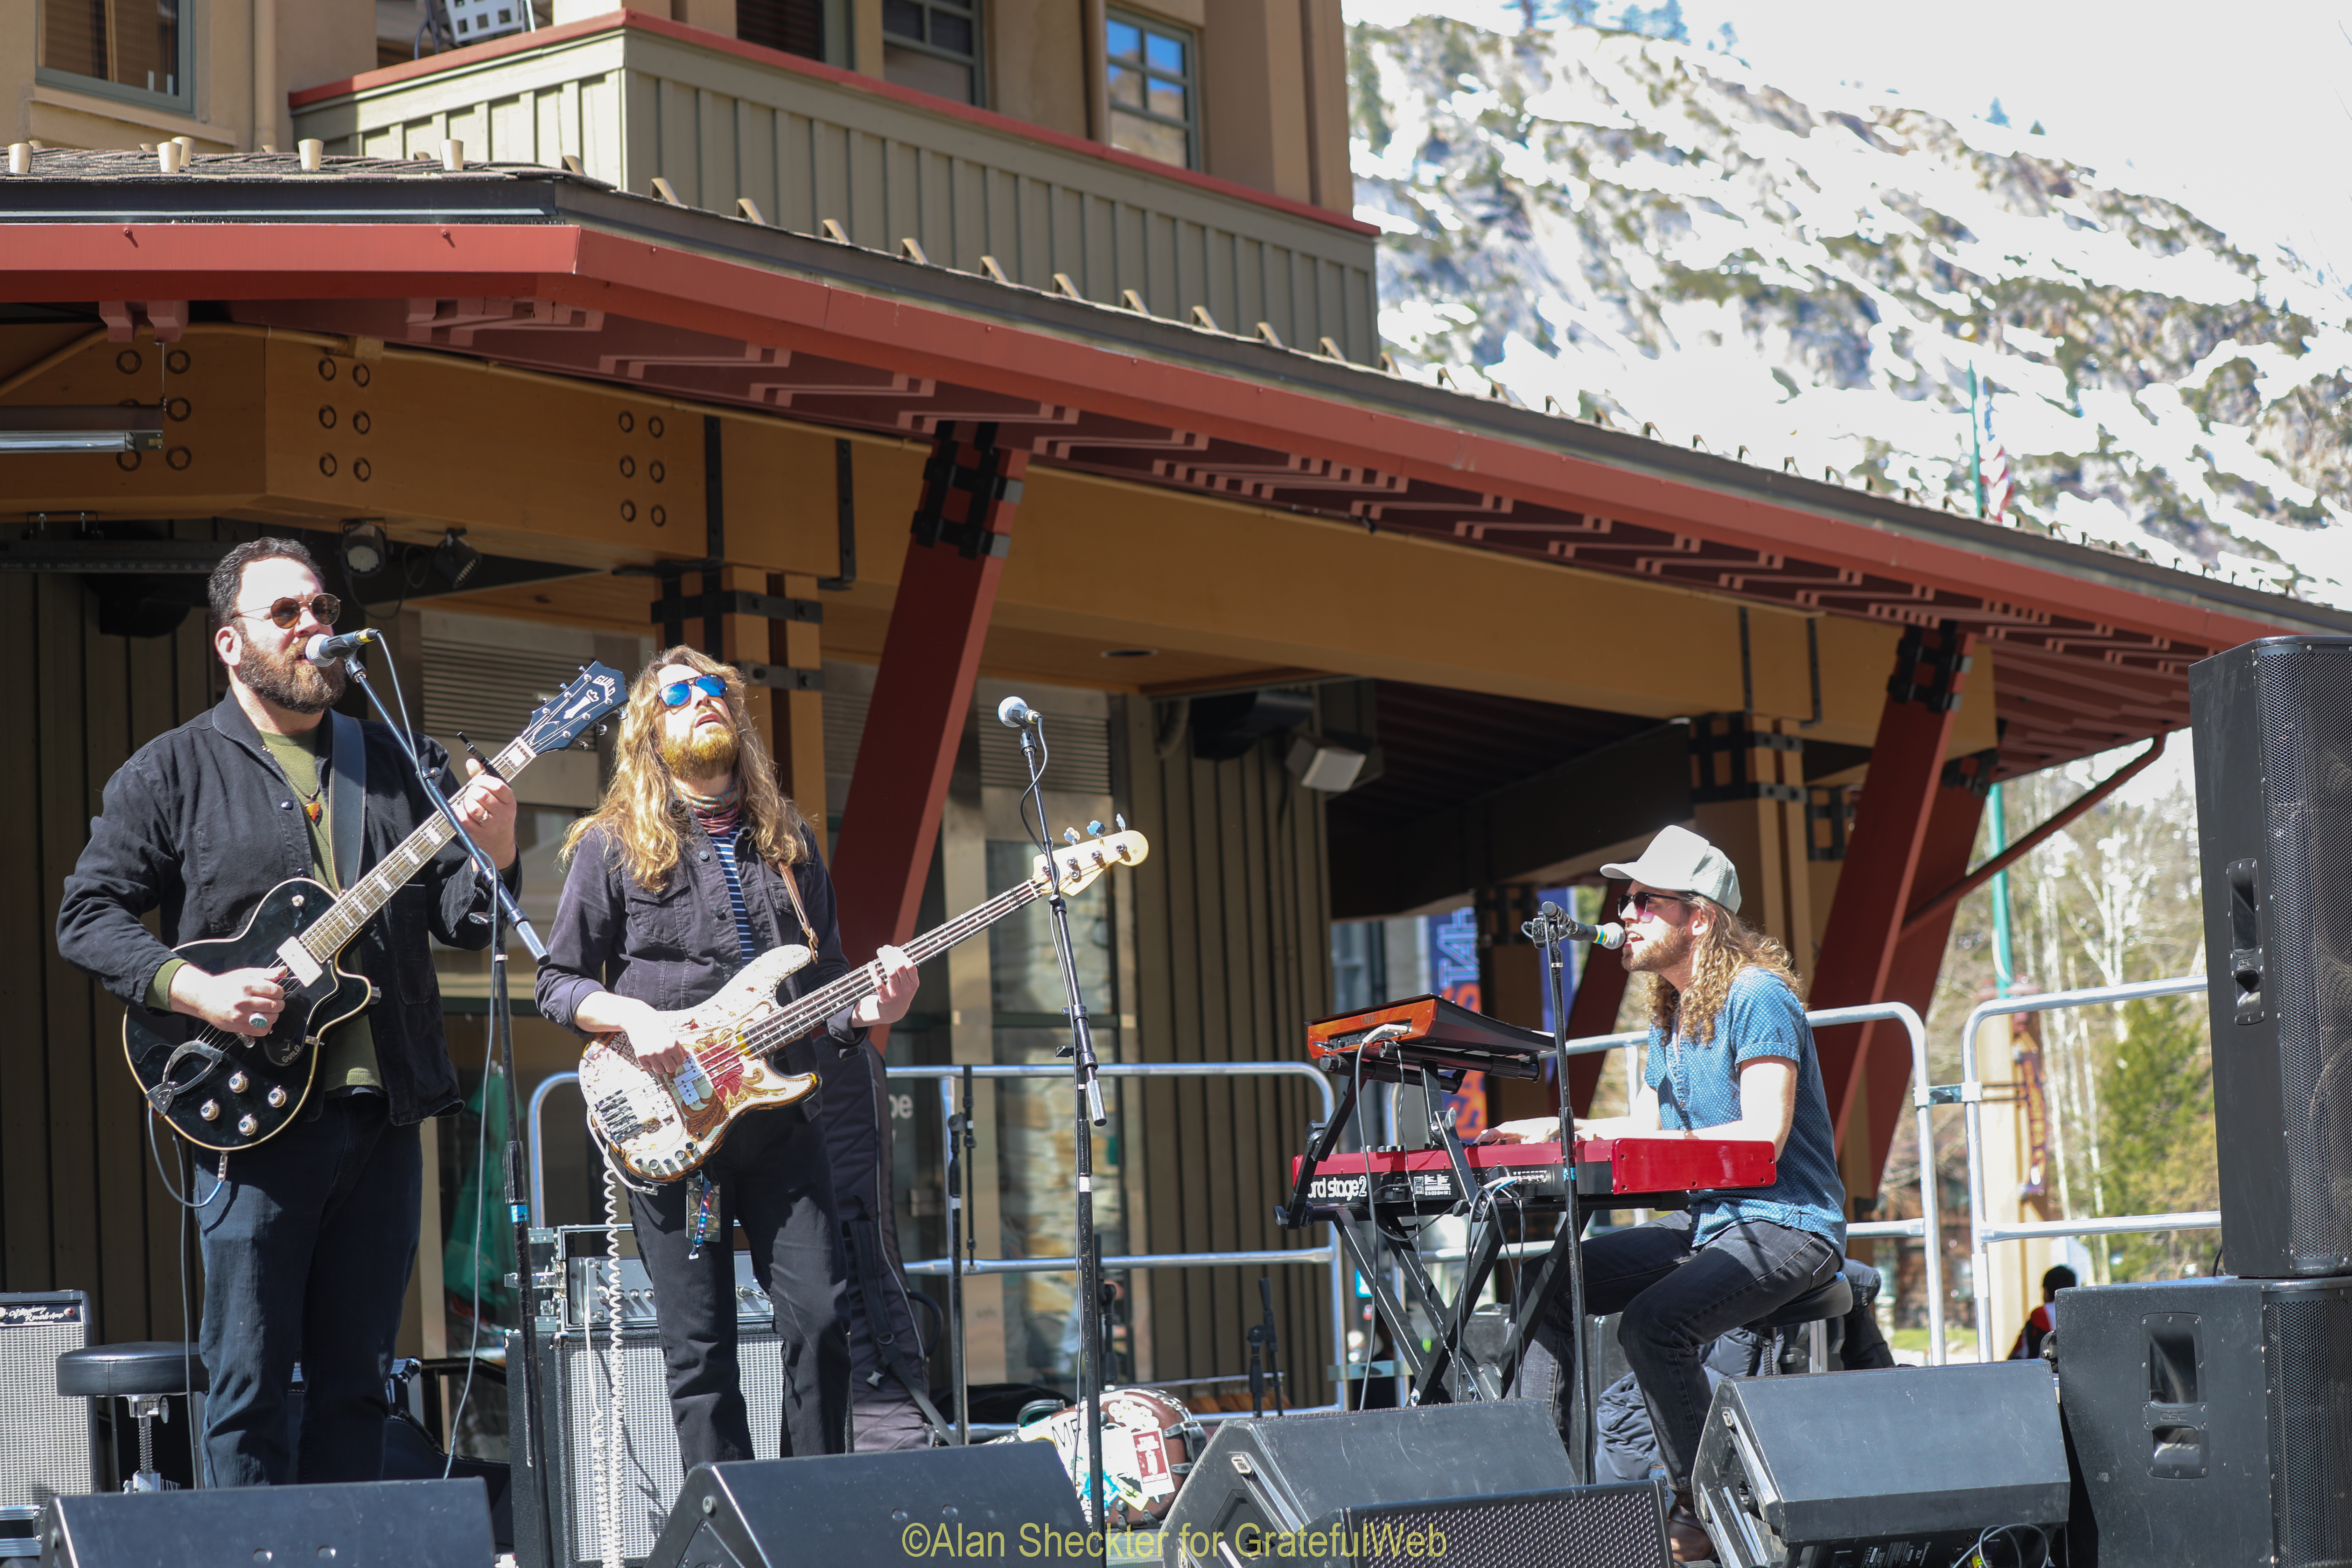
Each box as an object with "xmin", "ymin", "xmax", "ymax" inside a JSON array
[{"xmin": 1601, "ymin": 825, "xmax": 1743, "ymax": 914}]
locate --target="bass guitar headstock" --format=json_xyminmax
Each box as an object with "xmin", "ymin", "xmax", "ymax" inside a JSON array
[
  {"xmin": 1034, "ymin": 819, "xmax": 1151, "ymax": 896},
  {"xmin": 520, "ymin": 662, "xmax": 628, "ymax": 756}
]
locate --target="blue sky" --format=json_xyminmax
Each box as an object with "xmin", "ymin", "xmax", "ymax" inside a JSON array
[{"xmin": 1344, "ymin": 0, "xmax": 2352, "ymax": 289}]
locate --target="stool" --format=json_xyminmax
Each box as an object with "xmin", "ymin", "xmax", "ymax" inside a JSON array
[
  {"xmin": 56, "ymin": 1342, "xmax": 208, "ymax": 1492},
  {"xmin": 1744, "ymin": 1275, "xmax": 1852, "ymax": 1376}
]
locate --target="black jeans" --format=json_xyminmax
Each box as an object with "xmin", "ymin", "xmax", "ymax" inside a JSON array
[
  {"xmin": 1524, "ymin": 1210, "xmax": 1840, "ymax": 1490},
  {"xmin": 630, "ymin": 1103, "xmax": 851, "ymax": 1466},
  {"xmin": 195, "ymin": 1095, "xmax": 421, "ymax": 1487}
]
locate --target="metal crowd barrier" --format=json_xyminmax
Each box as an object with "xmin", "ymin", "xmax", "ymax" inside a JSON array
[
  {"xmin": 526, "ymin": 1059, "xmax": 1352, "ymax": 1412},
  {"xmin": 1955, "ymin": 973, "xmax": 2219, "ymax": 1363}
]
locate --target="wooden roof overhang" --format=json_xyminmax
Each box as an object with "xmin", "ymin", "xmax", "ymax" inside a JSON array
[{"xmin": 3, "ymin": 152, "xmax": 2340, "ymax": 778}]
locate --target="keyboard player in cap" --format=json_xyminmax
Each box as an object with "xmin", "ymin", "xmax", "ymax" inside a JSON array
[{"xmin": 1476, "ymin": 824, "xmax": 1846, "ymax": 1563}]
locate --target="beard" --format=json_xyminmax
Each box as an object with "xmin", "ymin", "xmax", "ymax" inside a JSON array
[
  {"xmin": 661, "ymin": 716, "xmax": 740, "ymax": 779},
  {"xmin": 234, "ymin": 628, "xmax": 347, "ymax": 715},
  {"xmin": 1622, "ymin": 917, "xmax": 1694, "ymax": 977}
]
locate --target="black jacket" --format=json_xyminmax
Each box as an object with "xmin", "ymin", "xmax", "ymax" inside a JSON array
[
  {"xmin": 56, "ymin": 693, "xmax": 518, "ymax": 1127},
  {"xmin": 535, "ymin": 819, "xmax": 865, "ymax": 1058}
]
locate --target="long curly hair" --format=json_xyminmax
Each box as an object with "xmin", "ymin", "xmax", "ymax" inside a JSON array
[
  {"xmin": 1644, "ymin": 897, "xmax": 1804, "ymax": 1045},
  {"xmin": 559, "ymin": 646, "xmax": 804, "ymax": 890}
]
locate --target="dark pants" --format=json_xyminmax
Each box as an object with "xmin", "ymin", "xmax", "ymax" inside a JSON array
[
  {"xmin": 195, "ymin": 1096, "xmax": 421, "ymax": 1488},
  {"xmin": 1524, "ymin": 1210, "xmax": 1839, "ymax": 1491},
  {"xmin": 630, "ymin": 1103, "xmax": 850, "ymax": 1466}
]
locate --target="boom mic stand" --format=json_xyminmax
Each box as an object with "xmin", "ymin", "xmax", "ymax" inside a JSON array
[
  {"xmin": 340, "ymin": 644, "xmax": 559, "ymax": 1568},
  {"xmin": 1012, "ymin": 706, "xmax": 1110, "ymax": 1548},
  {"xmin": 1522, "ymin": 900, "xmax": 1591, "ymax": 1483}
]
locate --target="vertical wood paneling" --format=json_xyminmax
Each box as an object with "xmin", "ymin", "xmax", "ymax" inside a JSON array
[
  {"xmin": 40, "ymin": 576, "xmax": 102, "ymax": 1322},
  {"xmin": 1123, "ymin": 696, "xmax": 1332, "ymax": 1407},
  {"xmin": 0, "ymin": 574, "xmax": 52, "ymax": 1294}
]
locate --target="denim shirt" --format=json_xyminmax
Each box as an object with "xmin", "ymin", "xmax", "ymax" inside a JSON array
[{"xmin": 1646, "ymin": 966, "xmax": 1847, "ymax": 1251}]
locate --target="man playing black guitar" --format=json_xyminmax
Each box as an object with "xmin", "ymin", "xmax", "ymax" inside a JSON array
[{"xmin": 57, "ymin": 537, "xmax": 519, "ymax": 1487}]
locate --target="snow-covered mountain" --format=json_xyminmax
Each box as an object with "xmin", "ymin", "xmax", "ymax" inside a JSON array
[{"xmin": 1350, "ymin": 18, "xmax": 2352, "ymax": 603}]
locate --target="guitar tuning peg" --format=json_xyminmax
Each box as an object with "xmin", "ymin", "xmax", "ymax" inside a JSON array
[
  {"xmin": 1063, "ymin": 827, "xmax": 1080, "ymax": 845},
  {"xmin": 1087, "ymin": 819, "xmax": 1104, "ymax": 835},
  {"xmin": 1114, "ymin": 814, "xmax": 1127, "ymax": 831}
]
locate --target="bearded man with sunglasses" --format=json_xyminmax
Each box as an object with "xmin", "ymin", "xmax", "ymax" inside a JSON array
[
  {"xmin": 1478, "ymin": 825, "xmax": 1846, "ymax": 1563},
  {"xmin": 537, "ymin": 649, "xmax": 918, "ymax": 1465},
  {"xmin": 58, "ymin": 536, "xmax": 519, "ymax": 1486}
]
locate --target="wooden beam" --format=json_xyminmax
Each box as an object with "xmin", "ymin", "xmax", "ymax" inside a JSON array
[
  {"xmin": 829, "ymin": 423, "xmax": 1023, "ymax": 982},
  {"xmin": 1809, "ymin": 623, "xmax": 1977, "ymax": 1143}
]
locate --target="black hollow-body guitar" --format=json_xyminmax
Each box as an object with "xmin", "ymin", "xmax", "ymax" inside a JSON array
[{"xmin": 124, "ymin": 664, "xmax": 625, "ymax": 1152}]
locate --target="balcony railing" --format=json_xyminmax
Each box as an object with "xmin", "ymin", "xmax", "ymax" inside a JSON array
[{"xmin": 290, "ymin": 9, "xmax": 1379, "ymax": 362}]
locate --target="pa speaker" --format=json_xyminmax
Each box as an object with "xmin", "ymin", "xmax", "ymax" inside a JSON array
[
  {"xmin": 2190, "ymin": 637, "xmax": 2352, "ymax": 1276},
  {"xmin": 2054, "ymin": 1276, "xmax": 2352, "ymax": 1568},
  {"xmin": 1161, "ymin": 1405, "xmax": 1667, "ymax": 1568},
  {"xmin": 37, "ymin": 1477, "xmax": 493, "ymax": 1567},
  {"xmin": 642, "ymin": 1446, "xmax": 1086, "ymax": 1568},
  {"xmin": 1690, "ymin": 1361, "xmax": 2069, "ymax": 1568}
]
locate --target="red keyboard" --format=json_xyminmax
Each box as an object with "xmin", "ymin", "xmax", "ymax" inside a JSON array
[
  {"xmin": 1307, "ymin": 995, "xmax": 1555, "ymax": 1083},
  {"xmin": 1291, "ymin": 1136, "xmax": 1776, "ymax": 1216}
]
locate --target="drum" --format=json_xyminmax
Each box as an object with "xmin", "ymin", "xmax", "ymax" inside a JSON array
[{"xmin": 998, "ymin": 1387, "xmax": 1208, "ymax": 1527}]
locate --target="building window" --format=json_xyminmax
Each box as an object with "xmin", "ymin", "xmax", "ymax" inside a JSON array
[
  {"xmin": 1105, "ymin": 11, "xmax": 1195, "ymax": 170},
  {"xmin": 739, "ymin": 0, "xmax": 825, "ymax": 61},
  {"xmin": 882, "ymin": 0, "xmax": 980, "ymax": 105},
  {"xmin": 38, "ymin": 0, "xmax": 189, "ymax": 108}
]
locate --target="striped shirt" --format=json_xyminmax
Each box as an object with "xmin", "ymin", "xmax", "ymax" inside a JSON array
[{"xmin": 692, "ymin": 806, "xmax": 760, "ymax": 965}]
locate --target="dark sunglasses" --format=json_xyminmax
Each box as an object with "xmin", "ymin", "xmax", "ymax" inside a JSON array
[
  {"xmin": 658, "ymin": 674, "xmax": 729, "ymax": 708},
  {"xmin": 1621, "ymin": 890, "xmax": 1694, "ymax": 917},
  {"xmin": 235, "ymin": 593, "xmax": 340, "ymax": 630}
]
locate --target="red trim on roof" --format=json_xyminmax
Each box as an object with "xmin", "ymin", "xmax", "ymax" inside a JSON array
[
  {"xmin": 0, "ymin": 218, "xmax": 2294, "ymax": 654},
  {"xmin": 288, "ymin": 8, "xmax": 1378, "ymax": 239}
]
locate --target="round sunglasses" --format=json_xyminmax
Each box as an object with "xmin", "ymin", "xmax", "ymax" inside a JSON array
[
  {"xmin": 659, "ymin": 674, "xmax": 729, "ymax": 708},
  {"xmin": 234, "ymin": 593, "xmax": 341, "ymax": 630}
]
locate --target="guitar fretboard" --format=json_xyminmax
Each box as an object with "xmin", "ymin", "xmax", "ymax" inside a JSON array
[{"xmin": 294, "ymin": 735, "xmax": 538, "ymax": 960}]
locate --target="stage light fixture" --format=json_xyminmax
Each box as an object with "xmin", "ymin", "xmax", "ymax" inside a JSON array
[
  {"xmin": 0, "ymin": 405, "xmax": 165, "ymax": 454},
  {"xmin": 339, "ymin": 520, "xmax": 390, "ymax": 580},
  {"xmin": 432, "ymin": 527, "xmax": 480, "ymax": 589}
]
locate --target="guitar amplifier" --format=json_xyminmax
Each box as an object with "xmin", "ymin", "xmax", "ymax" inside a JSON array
[
  {"xmin": 0, "ymin": 1293, "xmax": 100, "ymax": 1509},
  {"xmin": 508, "ymin": 1323, "xmax": 790, "ymax": 1568}
]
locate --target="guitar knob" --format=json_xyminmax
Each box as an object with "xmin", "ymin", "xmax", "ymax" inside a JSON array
[
  {"xmin": 237, "ymin": 1115, "xmax": 258, "ymax": 1137},
  {"xmin": 200, "ymin": 1101, "xmax": 220, "ymax": 1121},
  {"xmin": 228, "ymin": 1072, "xmax": 248, "ymax": 1093},
  {"xmin": 266, "ymin": 1086, "xmax": 288, "ymax": 1108},
  {"xmin": 290, "ymin": 894, "xmax": 304, "ymax": 909}
]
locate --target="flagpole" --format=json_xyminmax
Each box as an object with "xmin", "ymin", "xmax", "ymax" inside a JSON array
[{"xmin": 1969, "ymin": 365, "xmax": 1987, "ymax": 518}]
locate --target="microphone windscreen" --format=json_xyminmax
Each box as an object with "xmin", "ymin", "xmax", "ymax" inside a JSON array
[
  {"xmin": 995, "ymin": 694, "xmax": 1032, "ymax": 728},
  {"xmin": 1597, "ymin": 922, "xmax": 1627, "ymax": 950}
]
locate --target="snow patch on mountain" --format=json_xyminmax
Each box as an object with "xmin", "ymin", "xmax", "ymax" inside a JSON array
[{"xmin": 1351, "ymin": 18, "xmax": 2352, "ymax": 604}]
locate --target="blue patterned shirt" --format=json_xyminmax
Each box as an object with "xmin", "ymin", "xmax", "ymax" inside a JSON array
[
  {"xmin": 704, "ymin": 827, "xmax": 758, "ymax": 965},
  {"xmin": 1646, "ymin": 966, "xmax": 1847, "ymax": 1251}
]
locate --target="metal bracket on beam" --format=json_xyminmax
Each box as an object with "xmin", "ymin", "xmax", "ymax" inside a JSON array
[
  {"xmin": 739, "ymin": 662, "xmax": 825, "ymax": 693},
  {"xmin": 1923, "ymin": 1082, "xmax": 1983, "ymax": 1106},
  {"xmin": 646, "ymin": 588, "xmax": 822, "ymax": 626}
]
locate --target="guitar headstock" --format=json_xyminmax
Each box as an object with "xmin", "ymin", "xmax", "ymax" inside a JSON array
[
  {"xmin": 1034, "ymin": 827, "xmax": 1151, "ymax": 895},
  {"xmin": 519, "ymin": 662, "xmax": 628, "ymax": 756}
]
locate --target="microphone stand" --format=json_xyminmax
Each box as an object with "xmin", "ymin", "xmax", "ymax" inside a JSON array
[
  {"xmin": 340, "ymin": 646, "xmax": 558, "ymax": 1567},
  {"xmin": 1016, "ymin": 714, "xmax": 1108, "ymax": 1551},
  {"xmin": 1525, "ymin": 902, "xmax": 1591, "ymax": 1484}
]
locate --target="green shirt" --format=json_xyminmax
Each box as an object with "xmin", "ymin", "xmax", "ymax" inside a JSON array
[{"xmin": 146, "ymin": 723, "xmax": 381, "ymax": 1094}]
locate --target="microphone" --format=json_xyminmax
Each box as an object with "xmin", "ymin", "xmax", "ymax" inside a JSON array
[
  {"xmin": 996, "ymin": 694, "xmax": 1040, "ymax": 728},
  {"xmin": 302, "ymin": 628, "xmax": 383, "ymax": 665},
  {"xmin": 1522, "ymin": 901, "xmax": 1627, "ymax": 950}
]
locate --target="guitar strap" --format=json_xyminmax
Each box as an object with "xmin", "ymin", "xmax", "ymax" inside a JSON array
[
  {"xmin": 775, "ymin": 858, "xmax": 820, "ymax": 952},
  {"xmin": 325, "ymin": 710, "xmax": 366, "ymax": 892}
]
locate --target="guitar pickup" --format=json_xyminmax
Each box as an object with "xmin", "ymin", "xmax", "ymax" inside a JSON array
[{"xmin": 276, "ymin": 937, "xmax": 323, "ymax": 986}]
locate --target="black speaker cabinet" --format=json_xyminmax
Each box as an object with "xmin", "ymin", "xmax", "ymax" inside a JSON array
[
  {"xmin": 37, "ymin": 1477, "xmax": 493, "ymax": 1568},
  {"xmin": 1162, "ymin": 1405, "xmax": 1668, "ymax": 1568},
  {"xmin": 2190, "ymin": 637, "xmax": 2352, "ymax": 1277},
  {"xmin": 1689, "ymin": 1361, "xmax": 2069, "ymax": 1568},
  {"xmin": 2054, "ymin": 1276, "xmax": 2352, "ymax": 1568},
  {"xmin": 643, "ymin": 1447, "xmax": 1085, "ymax": 1568}
]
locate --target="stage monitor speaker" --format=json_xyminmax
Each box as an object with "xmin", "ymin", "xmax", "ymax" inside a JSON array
[
  {"xmin": 0, "ymin": 1293, "xmax": 98, "ymax": 1510},
  {"xmin": 2190, "ymin": 636, "xmax": 2352, "ymax": 1276},
  {"xmin": 1161, "ymin": 1405, "xmax": 1668, "ymax": 1568},
  {"xmin": 643, "ymin": 1446, "xmax": 1085, "ymax": 1568},
  {"xmin": 1689, "ymin": 1360, "xmax": 2069, "ymax": 1568},
  {"xmin": 508, "ymin": 1323, "xmax": 792, "ymax": 1568},
  {"xmin": 2054, "ymin": 1275, "xmax": 2352, "ymax": 1568},
  {"xmin": 37, "ymin": 1477, "xmax": 493, "ymax": 1568}
]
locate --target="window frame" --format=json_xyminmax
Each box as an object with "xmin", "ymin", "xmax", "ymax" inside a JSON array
[
  {"xmin": 35, "ymin": 0, "xmax": 196, "ymax": 116},
  {"xmin": 880, "ymin": 0, "xmax": 986, "ymax": 108},
  {"xmin": 1103, "ymin": 7, "xmax": 1199, "ymax": 172}
]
